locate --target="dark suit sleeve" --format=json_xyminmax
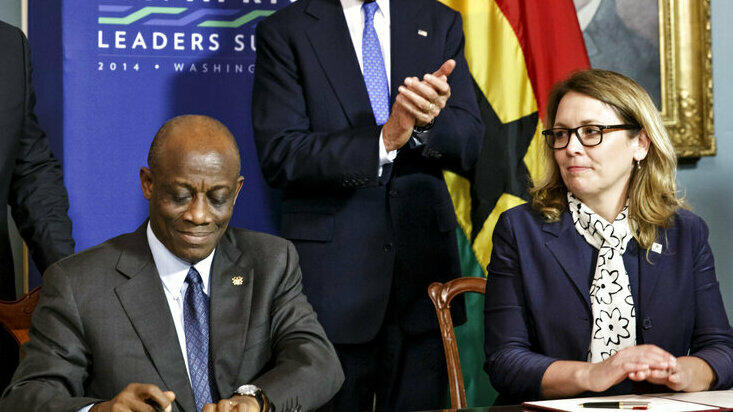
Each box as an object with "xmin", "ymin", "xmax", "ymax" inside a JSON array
[
  {"xmin": 252, "ymin": 241, "xmax": 344, "ymax": 410},
  {"xmin": 687, "ymin": 217, "xmax": 733, "ymax": 390},
  {"xmin": 408, "ymin": 9, "xmax": 483, "ymax": 174},
  {"xmin": 0, "ymin": 263, "xmax": 102, "ymax": 412},
  {"xmin": 8, "ymin": 28, "xmax": 74, "ymax": 271},
  {"xmin": 483, "ymin": 212, "xmax": 557, "ymax": 401},
  {"xmin": 252, "ymin": 19, "xmax": 382, "ymax": 191}
]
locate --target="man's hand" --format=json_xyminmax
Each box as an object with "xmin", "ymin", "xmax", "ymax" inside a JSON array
[
  {"xmin": 397, "ymin": 59, "xmax": 455, "ymax": 127},
  {"xmin": 202, "ymin": 395, "xmax": 261, "ymax": 412},
  {"xmin": 382, "ymin": 95, "xmax": 416, "ymax": 152},
  {"xmin": 381, "ymin": 59, "xmax": 456, "ymax": 151},
  {"xmin": 91, "ymin": 383, "xmax": 175, "ymax": 412}
]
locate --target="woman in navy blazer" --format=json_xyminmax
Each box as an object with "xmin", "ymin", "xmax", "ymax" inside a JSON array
[{"xmin": 484, "ymin": 69, "xmax": 733, "ymax": 402}]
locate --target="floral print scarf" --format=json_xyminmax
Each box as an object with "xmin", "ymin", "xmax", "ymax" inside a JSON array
[{"xmin": 567, "ymin": 192, "xmax": 637, "ymax": 362}]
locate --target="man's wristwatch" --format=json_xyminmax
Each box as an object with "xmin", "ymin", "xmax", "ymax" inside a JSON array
[
  {"xmin": 413, "ymin": 119, "xmax": 435, "ymax": 133},
  {"xmin": 411, "ymin": 119, "xmax": 435, "ymax": 141},
  {"xmin": 235, "ymin": 384, "xmax": 269, "ymax": 411}
]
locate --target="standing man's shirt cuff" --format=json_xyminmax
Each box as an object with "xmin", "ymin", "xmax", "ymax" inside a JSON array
[
  {"xmin": 378, "ymin": 129, "xmax": 397, "ymax": 177},
  {"xmin": 78, "ymin": 405, "xmax": 94, "ymax": 412}
]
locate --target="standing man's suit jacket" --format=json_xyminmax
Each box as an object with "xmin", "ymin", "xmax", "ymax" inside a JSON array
[
  {"xmin": 0, "ymin": 224, "xmax": 343, "ymax": 412},
  {"xmin": 484, "ymin": 204, "xmax": 733, "ymax": 402},
  {"xmin": 252, "ymin": 0, "xmax": 483, "ymax": 344},
  {"xmin": 0, "ymin": 20, "xmax": 74, "ymax": 300},
  {"xmin": 0, "ymin": 19, "xmax": 75, "ymax": 394}
]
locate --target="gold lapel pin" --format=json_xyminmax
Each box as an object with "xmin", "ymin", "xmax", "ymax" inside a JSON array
[{"xmin": 231, "ymin": 275, "xmax": 244, "ymax": 286}]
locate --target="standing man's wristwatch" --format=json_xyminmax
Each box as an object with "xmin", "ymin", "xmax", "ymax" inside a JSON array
[
  {"xmin": 411, "ymin": 119, "xmax": 435, "ymax": 142},
  {"xmin": 234, "ymin": 384, "xmax": 270, "ymax": 411}
]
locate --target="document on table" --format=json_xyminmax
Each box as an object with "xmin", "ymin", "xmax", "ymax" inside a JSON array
[
  {"xmin": 649, "ymin": 391, "xmax": 733, "ymax": 408},
  {"xmin": 523, "ymin": 390, "xmax": 733, "ymax": 411}
]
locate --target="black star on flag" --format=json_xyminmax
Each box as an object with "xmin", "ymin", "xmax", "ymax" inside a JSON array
[{"xmin": 468, "ymin": 77, "xmax": 538, "ymax": 242}]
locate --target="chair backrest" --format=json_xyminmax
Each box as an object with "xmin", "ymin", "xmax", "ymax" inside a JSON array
[
  {"xmin": 0, "ymin": 286, "xmax": 41, "ymax": 347},
  {"xmin": 428, "ymin": 277, "xmax": 487, "ymax": 410}
]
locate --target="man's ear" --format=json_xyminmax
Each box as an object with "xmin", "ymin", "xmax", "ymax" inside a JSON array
[
  {"xmin": 634, "ymin": 129, "xmax": 651, "ymax": 161},
  {"xmin": 232, "ymin": 176, "xmax": 244, "ymax": 206},
  {"xmin": 140, "ymin": 167, "xmax": 154, "ymax": 200}
]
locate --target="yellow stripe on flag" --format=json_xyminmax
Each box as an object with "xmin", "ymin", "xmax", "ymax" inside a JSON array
[
  {"xmin": 472, "ymin": 193, "xmax": 525, "ymax": 274},
  {"xmin": 441, "ymin": 0, "xmax": 536, "ymax": 124},
  {"xmin": 444, "ymin": 171, "xmax": 473, "ymax": 240},
  {"xmin": 524, "ymin": 120, "xmax": 546, "ymax": 184}
]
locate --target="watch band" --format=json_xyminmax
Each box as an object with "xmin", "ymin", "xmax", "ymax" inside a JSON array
[
  {"xmin": 412, "ymin": 118, "xmax": 435, "ymax": 134},
  {"xmin": 412, "ymin": 119, "xmax": 435, "ymax": 144}
]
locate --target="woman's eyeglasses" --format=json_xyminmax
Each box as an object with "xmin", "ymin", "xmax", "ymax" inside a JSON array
[{"xmin": 542, "ymin": 124, "xmax": 640, "ymax": 149}]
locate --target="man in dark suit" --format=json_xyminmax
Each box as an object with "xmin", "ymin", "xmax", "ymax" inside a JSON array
[
  {"xmin": 0, "ymin": 20, "xmax": 74, "ymax": 390},
  {"xmin": 252, "ymin": 0, "xmax": 483, "ymax": 409},
  {"xmin": 0, "ymin": 115, "xmax": 343, "ymax": 412}
]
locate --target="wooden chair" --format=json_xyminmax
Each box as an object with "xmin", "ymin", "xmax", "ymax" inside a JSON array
[
  {"xmin": 0, "ymin": 286, "xmax": 41, "ymax": 347},
  {"xmin": 428, "ymin": 277, "xmax": 487, "ymax": 410}
]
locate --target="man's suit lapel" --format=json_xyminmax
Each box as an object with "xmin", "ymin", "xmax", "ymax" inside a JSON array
[
  {"xmin": 543, "ymin": 212, "xmax": 592, "ymax": 315},
  {"xmin": 114, "ymin": 226, "xmax": 197, "ymax": 412},
  {"xmin": 389, "ymin": 0, "xmax": 433, "ymax": 104},
  {"xmin": 209, "ymin": 230, "xmax": 253, "ymax": 399},
  {"xmin": 304, "ymin": 0, "xmax": 373, "ymax": 127}
]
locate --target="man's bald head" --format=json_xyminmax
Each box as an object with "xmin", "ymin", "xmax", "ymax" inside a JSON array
[
  {"xmin": 147, "ymin": 114, "xmax": 241, "ymax": 176},
  {"xmin": 141, "ymin": 115, "xmax": 244, "ymax": 263}
]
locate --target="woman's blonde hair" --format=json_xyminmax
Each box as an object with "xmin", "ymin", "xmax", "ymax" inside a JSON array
[{"xmin": 530, "ymin": 69, "xmax": 685, "ymax": 250}]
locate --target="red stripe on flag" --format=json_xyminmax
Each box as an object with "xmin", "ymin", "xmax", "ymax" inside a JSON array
[{"xmin": 494, "ymin": 0, "xmax": 590, "ymax": 120}]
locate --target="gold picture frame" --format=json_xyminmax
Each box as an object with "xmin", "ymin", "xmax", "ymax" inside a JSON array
[{"xmin": 659, "ymin": 0, "xmax": 715, "ymax": 157}]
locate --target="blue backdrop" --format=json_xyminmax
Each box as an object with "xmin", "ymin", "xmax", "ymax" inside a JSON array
[{"xmin": 28, "ymin": 1, "xmax": 287, "ymax": 286}]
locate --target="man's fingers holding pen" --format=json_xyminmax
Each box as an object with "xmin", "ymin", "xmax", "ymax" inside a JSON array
[{"xmin": 91, "ymin": 383, "xmax": 174, "ymax": 412}]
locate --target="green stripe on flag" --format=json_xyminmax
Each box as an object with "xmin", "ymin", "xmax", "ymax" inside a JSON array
[{"xmin": 453, "ymin": 228, "xmax": 498, "ymax": 407}]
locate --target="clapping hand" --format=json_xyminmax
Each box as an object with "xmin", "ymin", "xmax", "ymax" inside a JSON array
[
  {"xmin": 396, "ymin": 59, "xmax": 454, "ymax": 126},
  {"xmin": 382, "ymin": 59, "xmax": 455, "ymax": 151}
]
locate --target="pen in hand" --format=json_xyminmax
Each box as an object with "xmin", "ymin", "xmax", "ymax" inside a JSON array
[{"xmin": 145, "ymin": 398, "xmax": 169, "ymax": 412}]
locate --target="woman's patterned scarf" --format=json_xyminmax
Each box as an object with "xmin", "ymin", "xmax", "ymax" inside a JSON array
[{"xmin": 567, "ymin": 192, "xmax": 637, "ymax": 362}]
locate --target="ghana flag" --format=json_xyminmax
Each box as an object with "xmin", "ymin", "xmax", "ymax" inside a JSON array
[{"xmin": 437, "ymin": 0, "xmax": 590, "ymax": 406}]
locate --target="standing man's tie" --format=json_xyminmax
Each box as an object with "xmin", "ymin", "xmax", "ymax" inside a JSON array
[
  {"xmin": 183, "ymin": 266, "xmax": 216, "ymax": 411},
  {"xmin": 362, "ymin": 1, "xmax": 390, "ymax": 125}
]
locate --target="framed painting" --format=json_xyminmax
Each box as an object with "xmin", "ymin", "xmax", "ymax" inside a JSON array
[{"xmin": 575, "ymin": 0, "xmax": 714, "ymax": 157}]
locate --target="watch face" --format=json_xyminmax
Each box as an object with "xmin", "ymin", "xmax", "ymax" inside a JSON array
[{"xmin": 236, "ymin": 384, "xmax": 259, "ymax": 396}]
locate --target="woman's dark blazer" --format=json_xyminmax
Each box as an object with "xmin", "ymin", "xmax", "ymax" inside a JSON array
[{"xmin": 484, "ymin": 203, "xmax": 733, "ymax": 401}]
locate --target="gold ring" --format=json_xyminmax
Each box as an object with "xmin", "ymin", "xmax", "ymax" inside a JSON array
[
  {"xmin": 427, "ymin": 102, "xmax": 435, "ymax": 113},
  {"xmin": 229, "ymin": 400, "xmax": 236, "ymax": 406}
]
